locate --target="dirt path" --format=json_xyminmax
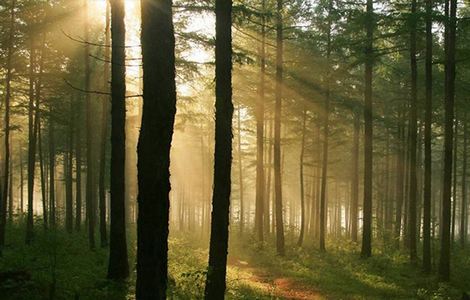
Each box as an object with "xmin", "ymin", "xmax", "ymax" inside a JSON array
[{"xmin": 228, "ymin": 257, "xmax": 322, "ymax": 300}]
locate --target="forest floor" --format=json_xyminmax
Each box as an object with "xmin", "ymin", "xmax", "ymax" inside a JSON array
[{"xmin": 1, "ymin": 222, "xmax": 470, "ymax": 299}]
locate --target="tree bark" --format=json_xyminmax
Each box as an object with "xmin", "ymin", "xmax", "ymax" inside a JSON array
[
  {"xmin": 361, "ymin": 0, "xmax": 374, "ymax": 258},
  {"xmin": 408, "ymin": 0, "xmax": 418, "ymax": 262},
  {"xmin": 108, "ymin": 0, "xmax": 129, "ymax": 281},
  {"xmin": 297, "ymin": 108, "xmax": 307, "ymax": 247},
  {"xmin": 237, "ymin": 104, "xmax": 244, "ymax": 234},
  {"xmin": 423, "ymin": 0, "xmax": 433, "ymax": 273},
  {"xmin": 84, "ymin": 0, "xmax": 95, "ymax": 250},
  {"xmin": 99, "ymin": 1, "xmax": 111, "ymax": 248},
  {"xmin": 439, "ymin": 0, "xmax": 457, "ymax": 281},
  {"xmin": 274, "ymin": 0, "xmax": 285, "ymax": 256},
  {"xmin": 204, "ymin": 0, "xmax": 233, "ymax": 298},
  {"xmin": 136, "ymin": 0, "xmax": 177, "ymax": 298},
  {"xmin": 461, "ymin": 113, "xmax": 468, "ymax": 248},
  {"xmin": 351, "ymin": 110, "xmax": 360, "ymax": 243},
  {"xmin": 255, "ymin": 0, "xmax": 266, "ymax": 242},
  {"xmin": 1, "ymin": 0, "xmax": 16, "ymax": 254}
]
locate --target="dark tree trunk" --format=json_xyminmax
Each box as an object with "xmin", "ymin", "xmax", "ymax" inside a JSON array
[
  {"xmin": 361, "ymin": 0, "xmax": 374, "ymax": 258},
  {"xmin": 297, "ymin": 108, "xmax": 307, "ymax": 247},
  {"xmin": 75, "ymin": 103, "xmax": 82, "ymax": 231},
  {"xmin": 408, "ymin": 0, "xmax": 418, "ymax": 262},
  {"xmin": 204, "ymin": 0, "xmax": 233, "ymax": 298},
  {"xmin": 255, "ymin": 0, "xmax": 266, "ymax": 242},
  {"xmin": 351, "ymin": 110, "xmax": 360, "ymax": 243},
  {"xmin": 395, "ymin": 114, "xmax": 406, "ymax": 248},
  {"xmin": 65, "ymin": 99, "xmax": 74, "ymax": 233},
  {"xmin": 452, "ymin": 119, "xmax": 458, "ymax": 243},
  {"xmin": 84, "ymin": 0, "xmax": 95, "ymax": 250},
  {"xmin": 48, "ymin": 112, "xmax": 56, "ymax": 228},
  {"xmin": 38, "ymin": 122, "xmax": 48, "ymax": 229},
  {"xmin": 320, "ymin": 0, "xmax": 332, "ymax": 252},
  {"xmin": 136, "ymin": 0, "xmax": 177, "ymax": 298},
  {"xmin": 461, "ymin": 114, "xmax": 468, "ymax": 248},
  {"xmin": 0, "ymin": 0, "xmax": 16, "ymax": 255},
  {"xmin": 107, "ymin": 0, "xmax": 129, "ymax": 281},
  {"xmin": 99, "ymin": 1, "xmax": 111, "ymax": 248},
  {"xmin": 237, "ymin": 104, "xmax": 244, "ymax": 234},
  {"xmin": 423, "ymin": 0, "xmax": 433, "ymax": 273},
  {"xmin": 439, "ymin": 0, "xmax": 456, "ymax": 282},
  {"xmin": 274, "ymin": 0, "xmax": 285, "ymax": 256},
  {"xmin": 25, "ymin": 38, "xmax": 36, "ymax": 244}
]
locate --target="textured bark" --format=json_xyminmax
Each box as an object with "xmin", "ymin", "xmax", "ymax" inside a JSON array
[
  {"xmin": 237, "ymin": 105, "xmax": 244, "ymax": 234},
  {"xmin": 408, "ymin": 0, "xmax": 418, "ymax": 262},
  {"xmin": 204, "ymin": 0, "xmax": 233, "ymax": 298},
  {"xmin": 108, "ymin": 0, "xmax": 129, "ymax": 281},
  {"xmin": 99, "ymin": 1, "xmax": 111, "ymax": 248},
  {"xmin": 320, "ymin": 1, "xmax": 332, "ymax": 252},
  {"xmin": 297, "ymin": 109, "xmax": 307, "ymax": 247},
  {"xmin": 84, "ymin": 0, "xmax": 95, "ymax": 250},
  {"xmin": 48, "ymin": 113, "xmax": 56, "ymax": 228},
  {"xmin": 439, "ymin": 0, "xmax": 456, "ymax": 281},
  {"xmin": 274, "ymin": 0, "xmax": 285, "ymax": 256},
  {"xmin": 361, "ymin": 0, "xmax": 374, "ymax": 258},
  {"xmin": 423, "ymin": 0, "xmax": 433, "ymax": 273},
  {"xmin": 351, "ymin": 110, "xmax": 360, "ymax": 243},
  {"xmin": 255, "ymin": 0, "xmax": 266, "ymax": 242},
  {"xmin": 0, "ymin": 0, "xmax": 16, "ymax": 254},
  {"xmin": 38, "ymin": 122, "xmax": 48, "ymax": 229},
  {"xmin": 65, "ymin": 99, "xmax": 74, "ymax": 233},
  {"xmin": 461, "ymin": 114, "xmax": 468, "ymax": 248},
  {"xmin": 25, "ymin": 38, "xmax": 36, "ymax": 244},
  {"xmin": 136, "ymin": 0, "xmax": 177, "ymax": 298}
]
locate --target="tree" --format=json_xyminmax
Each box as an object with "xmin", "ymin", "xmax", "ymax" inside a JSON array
[
  {"xmin": 274, "ymin": 0, "xmax": 285, "ymax": 256},
  {"xmin": 361, "ymin": 0, "xmax": 374, "ymax": 258},
  {"xmin": 319, "ymin": 0, "xmax": 333, "ymax": 252},
  {"xmin": 0, "ymin": 0, "xmax": 16, "ymax": 255},
  {"xmin": 439, "ymin": 0, "xmax": 457, "ymax": 281},
  {"xmin": 254, "ymin": 0, "xmax": 266, "ymax": 243},
  {"xmin": 107, "ymin": 0, "xmax": 129, "ymax": 281},
  {"xmin": 204, "ymin": 0, "xmax": 233, "ymax": 298},
  {"xmin": 136, "ymin": 0, "xmax": 177, "ymax": 297},
  {"xmin": 423, "ymin": 0, "xmax": 433, "ymax": 273},
  {"xmin": 84, "ymin": 0, "xmax": 95, "ymax": 250},
  {"xmin": 408, "ymin": 0, "xmax": 418, "ymax": 262}
]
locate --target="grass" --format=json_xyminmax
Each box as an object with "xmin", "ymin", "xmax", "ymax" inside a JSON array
[{"xmin": 1, "ymin": 221, "xmax": 469, "ymax": 299}]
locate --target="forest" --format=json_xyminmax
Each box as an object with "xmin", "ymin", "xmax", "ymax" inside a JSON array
[{"xmin": 0, "ymin": 0, "xmax": 470, "ymax": 299}]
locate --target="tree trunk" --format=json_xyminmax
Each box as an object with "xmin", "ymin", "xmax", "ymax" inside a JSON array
[
  {"xmin": 75, "ymin": 102, "xmax": 82, "ymax": 231},
  {"xmin": 461, "ymin": 113, "xmax": 468, "ymax": 248},
  {"xmin": 107, "ymin": 0, "xmax": 129, "ymax": 281},
  {"xmin": 48, "ymin": 112, "xmax": 56, "ymax": 228},
  {"xmin": 1, "ymin": 0, "xmax": 16, "ymax": 254},
  {"xmin": 423, "ymin": 0, "xmax": 433, "ymax": 273},
  {"xmin": 25, "ymin": 38, "xmax": 36, "ymax": 244},
  {"xmin": 439, "ymin": 0, "xmax": 456, "ymax": 281},
  {"xmin": 274, "ymin": 0, "xmax": 285, "ymax": 257},
  {"xmin": 351, "ymin": 111, "xmax": 360, "ymax": 243},
  {"xmin": 255, "ymin": 0, "xmax": 266, "ymax": 242},
  {"xmin": 408, "ymin": 0, "xmax": 418, "ymax": 262},
  {"xmin": 297, "ymin": 108, "xmax": 307, "ymax": 247},
  {"xmin": 99, "ymin": 1, "xmax": 111, "ymax": 248},
  {"xmin": 361, "ymin": 0, "xmax": 374, "ymax": 258},
  {"xmin": 84, "ymin": 0, "xmax": 95, "ymax": 250},
  {"xmin": 136, "ymin": 0, "xmax": 177, "ymax": 298},
  {"xmin": 38, "ymin": 123, "xmax": 48, "ymax": 229},
  {"xmin": 204, "ymin": 1, "xmax": 233, "ymax": 298},
  {"xmin": 237, "ymin": 104, "xmax": 244, "ymax": 234},
  {"xmin": 320, "ymin": 1, "xmax": 332, "ymax": 251},
  {"xmin": 65, "ymin": 99, "xmax": 74, "ymax": 233}
]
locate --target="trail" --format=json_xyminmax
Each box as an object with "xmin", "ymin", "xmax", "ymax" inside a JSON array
[{"xmin": 228, "ymin": 257, "xmax": 322, "ymax": 300}]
